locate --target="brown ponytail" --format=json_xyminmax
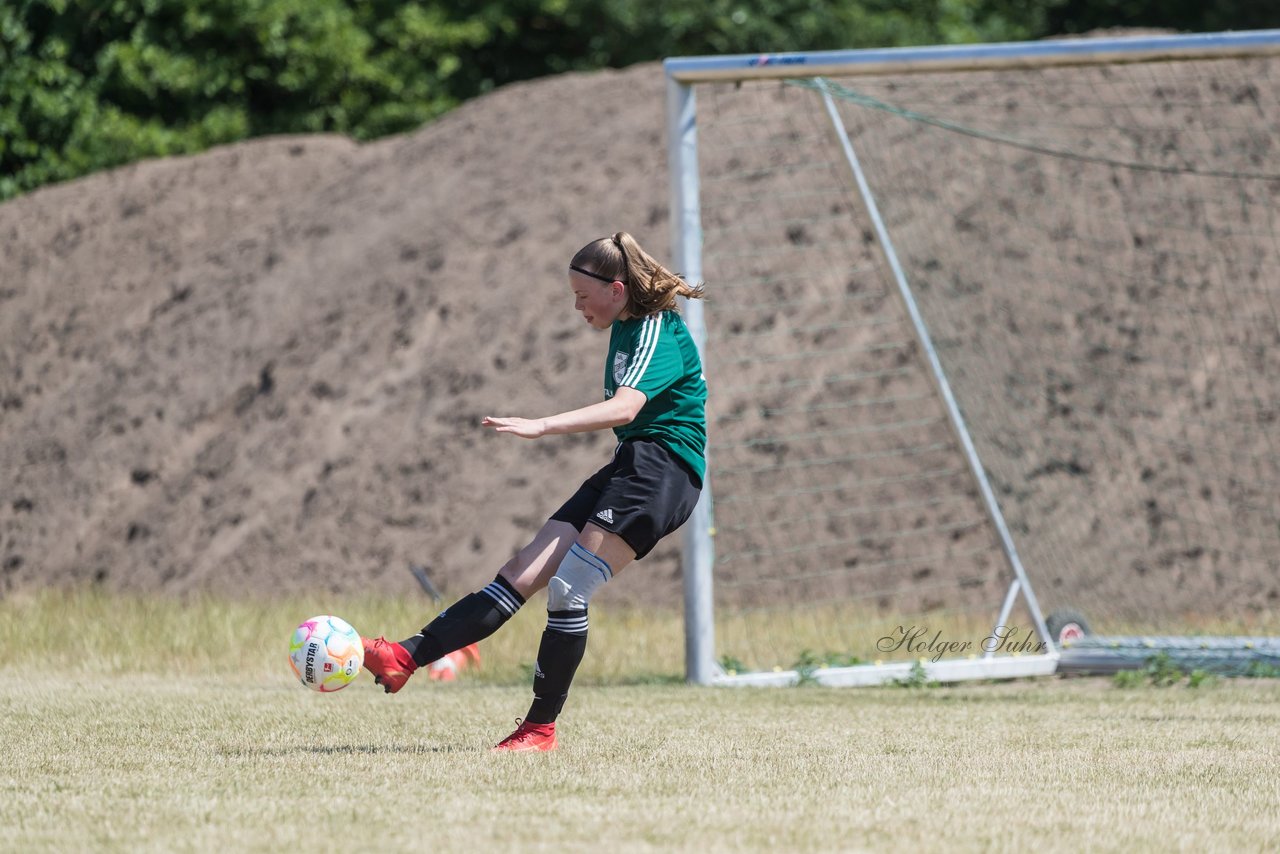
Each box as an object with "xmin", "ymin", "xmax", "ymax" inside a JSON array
[{"xmin": 570, "ymin": 232, "xmax": 704, "ymax": 317}]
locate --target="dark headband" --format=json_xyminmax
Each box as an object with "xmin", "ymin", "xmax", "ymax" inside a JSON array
[{"xmin": 569, "ymin": 263, "xmax": 616, "ymax": 283}]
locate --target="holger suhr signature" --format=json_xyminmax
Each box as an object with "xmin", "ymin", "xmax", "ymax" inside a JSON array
[{"xmin": 877, "ymin": 625, "xmax": 1047, "ymax": 663}]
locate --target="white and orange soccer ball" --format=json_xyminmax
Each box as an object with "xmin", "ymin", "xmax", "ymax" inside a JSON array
[{"xmin": 288, "ymin": 615, "xmax": 364, "ymax": 692}]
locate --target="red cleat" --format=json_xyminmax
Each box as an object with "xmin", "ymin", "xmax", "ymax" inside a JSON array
[
  {"xmin": 492, "ymin": 719, "xmax": 557, "ymax": 753},
  {"xmin": 362, "ymin": 636, "xmax": 417, "ymax": 694}
]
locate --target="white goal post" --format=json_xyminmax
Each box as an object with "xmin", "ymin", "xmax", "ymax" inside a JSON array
[{"xmin": 667, "ymin": 29, "xmax": 1280, "ymax": 687}]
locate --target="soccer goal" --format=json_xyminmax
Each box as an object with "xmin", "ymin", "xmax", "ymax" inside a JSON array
[{"xmin": 667, "ymin": 30, "xmax": 1280, "ymax": 686}]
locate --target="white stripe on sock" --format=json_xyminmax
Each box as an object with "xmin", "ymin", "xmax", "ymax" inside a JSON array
[
  {"xmin": 547, "ymin": 617, "xmax": 589, "ymax": 632},
  {"xmin": 482, "ymin": 583, "xmax": 521, "ymax": 615}
]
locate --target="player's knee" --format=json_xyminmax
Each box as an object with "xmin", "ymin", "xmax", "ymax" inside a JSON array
[
  {"xmin": 547, "ymin": 575, "xmax": 579, "ymax": 611},
  {"xmin": 547, "ymin": 543, "xmax": 612, "ymax": 611}
]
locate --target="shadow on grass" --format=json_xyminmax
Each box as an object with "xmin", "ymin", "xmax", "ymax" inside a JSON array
[{"xmin": 220, "ymin": 744, "xmax": 478, "ymax": 756}]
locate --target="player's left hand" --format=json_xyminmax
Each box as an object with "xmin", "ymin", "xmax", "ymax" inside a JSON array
[{"xmin": 482, "ymin": 416, "xmax": 548, "ymax": 439}]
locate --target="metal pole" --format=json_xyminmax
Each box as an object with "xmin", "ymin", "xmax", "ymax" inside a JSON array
[
  {"xmin": 986, "ymin": 579, "xmax": 1021, "ymax": 660},
  {"xmin": 665, "ymin": 29, "xmax": 1280, "ymax": 83},
  {"xmin": 818, "ymin": 80, "xmax": 1056, "ymax": 655},
  {"xmin": 666, "ymin": 72, "xmax": 718, "ymax": 684}
]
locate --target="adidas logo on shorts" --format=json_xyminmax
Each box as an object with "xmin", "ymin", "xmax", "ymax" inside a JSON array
[{"xmin": 596, "ymin": 508, "xmax": 614, "ymax": 523}]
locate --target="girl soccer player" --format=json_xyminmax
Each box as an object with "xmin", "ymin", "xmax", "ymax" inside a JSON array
[{"xmin": 362, "ymin": 232, "xmax": 707, "ymax": 752}]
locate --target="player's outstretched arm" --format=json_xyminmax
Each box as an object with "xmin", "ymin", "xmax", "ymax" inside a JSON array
[{"xmin": 482, "ymin": 386, "xmax": 647, "ymax": 439}]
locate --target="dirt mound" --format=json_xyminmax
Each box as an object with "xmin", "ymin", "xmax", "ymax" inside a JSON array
[
  {"xmin": 1, "ymin": 63, "xmax": 677, "ymax": 602},
  {"xmin": 2, "ymin": 48, "xmax": 1277, "ymax": 625}
]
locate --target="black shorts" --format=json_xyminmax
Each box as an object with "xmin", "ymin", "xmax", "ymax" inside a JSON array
[{"xmin": 550, "ymin": 438, "xmax": 703, "ymax": 560}]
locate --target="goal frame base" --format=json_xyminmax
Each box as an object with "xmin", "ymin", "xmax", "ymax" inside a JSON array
[{"xmin": 713, "ymin": 653, "xmax": 1060, "ymax": 687}]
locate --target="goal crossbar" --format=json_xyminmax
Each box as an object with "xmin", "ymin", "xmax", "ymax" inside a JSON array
[{"xmin": 665, "ymin": 29, "xmax": 1280, "ymax": 83}]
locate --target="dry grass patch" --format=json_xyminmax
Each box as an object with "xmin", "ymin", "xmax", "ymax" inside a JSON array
[
  {"xmin": 3, "ymin": 591, "xmax": 1280, "ymax": 851},
  {"xmin": 4, "ymin": 674, "xmax": 1280, "ymax": 852}
]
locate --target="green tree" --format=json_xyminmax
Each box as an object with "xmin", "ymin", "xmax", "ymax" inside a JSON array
[
  {"xmin": 1047, "ymin": 0, "xmax": 1280, "ymax": 35},
  {"xmin": 424, "ymin": 0, "xmax": 1053, "ymax": 98},
  {"xmin": 4, "ymin": 0, "xmax": 1274, "ymax": 201},
  {"xmin": 1, "ymin": 0, "xmax": 479, "ymax": 198}
]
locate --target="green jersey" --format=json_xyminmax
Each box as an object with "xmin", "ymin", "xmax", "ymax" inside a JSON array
[{"xmin": 605, "ymin": 310, "xmax": 707, "ymax": 481}]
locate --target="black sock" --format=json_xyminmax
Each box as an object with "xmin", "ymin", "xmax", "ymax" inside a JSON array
[
  {"xmin": 400, "ymin": 575, "xmax": 525, "ymax": 668},
  {"xmin": 525, "ymin": 608, "xmax": 589, "ymax": 725}
]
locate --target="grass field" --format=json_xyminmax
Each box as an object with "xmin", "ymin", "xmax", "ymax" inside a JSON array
[{"xmin": 3, "ymin": 591, "xmax": 1279, "ymax": 852}]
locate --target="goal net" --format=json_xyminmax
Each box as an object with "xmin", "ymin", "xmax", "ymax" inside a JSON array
[{"xmin": 667, "ymin": 31, "xmax": 1280, "ymax": 685}]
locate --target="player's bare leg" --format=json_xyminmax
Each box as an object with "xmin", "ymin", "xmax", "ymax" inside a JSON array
[
  {"xmin": 497, "ymin": 520, "xmax": 580, "ymax": 599},
  {"xmin": 574, "ymin": 523, "xmax": 635, "ymax": 577}
]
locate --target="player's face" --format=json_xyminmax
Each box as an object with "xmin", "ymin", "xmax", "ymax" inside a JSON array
[{"xmin": 570, "ymin": 272, "xmax": 625, "ymax": 330}]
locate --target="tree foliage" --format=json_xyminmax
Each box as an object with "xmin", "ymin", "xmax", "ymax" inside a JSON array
[
  {"xmin": 1047, "ymin": 0, "xmax": 1279, "ymax": 35},
  {"xmin": 2, "ymin": 0, "xmax": 1277, "ymax": 199}
]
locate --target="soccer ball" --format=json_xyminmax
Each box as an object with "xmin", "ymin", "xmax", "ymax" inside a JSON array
[{"xmin": 289, "ymin": 615, "xmax": 364, "ymax": 692}]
